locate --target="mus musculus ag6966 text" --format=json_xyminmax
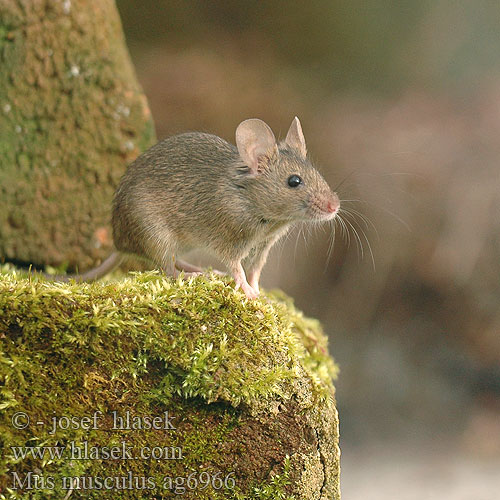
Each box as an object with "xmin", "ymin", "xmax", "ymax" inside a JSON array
[{"xmin": 48, "ymin": 117, "xmax": 340, "ymax": 298}]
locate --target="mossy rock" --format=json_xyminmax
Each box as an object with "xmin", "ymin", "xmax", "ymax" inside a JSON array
[{"xmin": 0, "ymin": 269, "xmax": 341, "ymax": 499}]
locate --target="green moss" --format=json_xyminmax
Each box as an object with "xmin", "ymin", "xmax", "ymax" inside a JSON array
[
  {"xmin": 0, "ymin": 269, "xmax": 337, "ymax": 408},
  {"xmin": 0, "ymin": 268, "xmax": 339, "ymax": 499},
  {"xmin": 234, "ymin": 456, "xmax": 295, "ymax": 500}
]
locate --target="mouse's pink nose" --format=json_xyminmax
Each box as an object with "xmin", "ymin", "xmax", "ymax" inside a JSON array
[
  {"xmin": 326, "ymin": 201, "xmax": 336, "ymax": 213},
  {"xmin": 325, "ymin": 194, "xmax": 340, "ymax": 214}
]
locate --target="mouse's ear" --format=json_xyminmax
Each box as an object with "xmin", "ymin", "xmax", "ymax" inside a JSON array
[
  {"xmin": 285, "ymin": 116, "xmax": 307, "ymax": 158},
  {"xmin": 236, "ymin": 119, "xmax": 278, "ymax": 175}
]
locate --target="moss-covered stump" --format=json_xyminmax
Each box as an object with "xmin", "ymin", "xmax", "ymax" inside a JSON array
[
  {"xmin": 0, "ymin": 270, "xmax": 341, "ymax": 499},
  {"xmin": 0, "ymin": 0, "xmax": 155, "ymax": 270}
]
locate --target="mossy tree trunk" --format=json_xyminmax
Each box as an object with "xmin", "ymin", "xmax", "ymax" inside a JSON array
[{"xmin": 0, "ymin": 0, "xmax": 155, "ymax": 271}]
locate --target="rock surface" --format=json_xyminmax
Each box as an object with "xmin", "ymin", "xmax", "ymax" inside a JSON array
[{"xmin": 0, "ymin": 270, "xmax": 341, "ymax": 499}]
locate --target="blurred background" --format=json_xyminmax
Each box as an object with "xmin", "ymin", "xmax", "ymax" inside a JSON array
[{"xmin": 116, "ymin": 1, "xmax": 500, "ymax": 498}]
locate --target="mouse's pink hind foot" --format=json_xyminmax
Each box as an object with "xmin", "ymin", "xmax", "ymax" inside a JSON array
[
  {"xmin": 175, "ymin": 259, "xmax": 226, "ymax": 277},
  {"xmin": 209, "ymin": 269, "xmax": 227, "ymax": 276},
  {"xmin": 180, "ymin": 271, "xmax": 203, "ymax": 278}
]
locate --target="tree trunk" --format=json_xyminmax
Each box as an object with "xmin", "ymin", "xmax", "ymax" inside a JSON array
[{"xmin": 0, "ymin": 0, "xmax": 155, "ymax": 271}]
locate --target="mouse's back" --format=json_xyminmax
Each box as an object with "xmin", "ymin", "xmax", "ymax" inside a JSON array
[
  {"xmin": 112, "ymin": 132, "xmax": 241, "ymax": 256},
  {"xmin": 123, "ymin": 132, "xmax": 238, "ymax": 182}
]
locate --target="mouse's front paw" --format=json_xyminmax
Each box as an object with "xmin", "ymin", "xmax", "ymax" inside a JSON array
[{"xmin": 234, "ymin": 279, "xmax": 259, "ymax": 300}]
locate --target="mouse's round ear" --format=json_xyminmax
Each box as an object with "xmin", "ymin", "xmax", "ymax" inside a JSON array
[
  {"xmin": 285, "ymin": 116, "xmax": 307, "ymax": 158},
  {"xmin": 236, "ymin": 119, "xmax": 278, "ymax": 175}
]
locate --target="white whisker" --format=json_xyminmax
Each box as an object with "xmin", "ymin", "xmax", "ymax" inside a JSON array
[
  {"xmin": 342, "ymin": 214, "xmax": 364, "ymax": 260},
  {"xmin": 341, "ymin": 206, "xmax": 380, "ymax": 242},
  {"xmin": 340, "ymin": 210, "xmax": 376, "ymax": 271}
]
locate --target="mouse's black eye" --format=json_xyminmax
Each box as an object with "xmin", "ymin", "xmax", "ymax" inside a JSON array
[{"xmin": 287, "ymin": 175, "xmax": 302, "ymax": 188}]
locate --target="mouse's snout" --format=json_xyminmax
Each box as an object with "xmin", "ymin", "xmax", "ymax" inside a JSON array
[
  {"xmin": 326, "ymin": 193, "xmax": 340, "ymax": 215},
  {"xmin": 308, "ymin": 190, "xmax": 340, "ymax": 221},
  {"xmin": 322, "ymin": 192, "xmax": 340, "ymax": 219}
]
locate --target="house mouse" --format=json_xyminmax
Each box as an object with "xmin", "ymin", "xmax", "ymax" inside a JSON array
[{"xmin": 43, "ymin": 117, "xmax": 339, "ymax": 299}]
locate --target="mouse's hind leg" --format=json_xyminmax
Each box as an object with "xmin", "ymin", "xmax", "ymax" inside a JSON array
[
  {"xmin": 148, "ymin": 238, "xmax": 220, "ymax": 278},
  {"xmin": 141, "ymin": 228, "xmax": 181, "ymax": 278}
]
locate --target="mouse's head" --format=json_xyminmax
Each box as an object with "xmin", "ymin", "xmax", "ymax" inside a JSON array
[{"xmin": 235, "ymin": 117, "xmax": 339, "ymax": 223}]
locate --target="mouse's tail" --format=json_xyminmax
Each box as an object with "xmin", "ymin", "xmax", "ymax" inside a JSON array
[{"xmin": 39, "ymin": 251, "xmax": 125, "ymax": 283}]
